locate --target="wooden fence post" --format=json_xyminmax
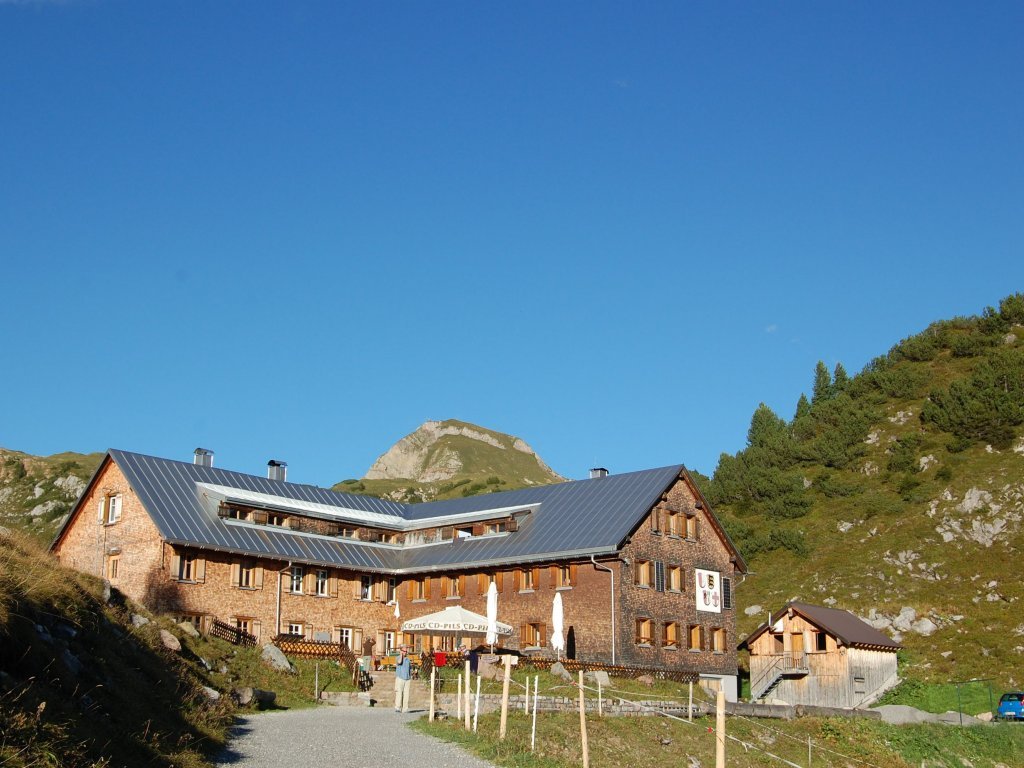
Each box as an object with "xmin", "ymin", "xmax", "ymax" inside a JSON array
[
  {"xmin": 429, "ymin": 667, "xmax": 436, "ymax": 722},
  {"xmin": 465, "ymin": 660, "xmax": 472, "ymax": 730},
  {"xmin": 499, "ymin": 654, "xmax": 512, "ymax": 740},
  {"xmin": 715, "ymin": 690, "xmax": 725, "ymax": 768},
  {"xmin": 579, "ymin": 670, "xmax": 590, "ymax": 768}
]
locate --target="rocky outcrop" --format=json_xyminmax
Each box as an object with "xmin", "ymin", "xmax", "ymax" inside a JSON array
[{"xmin": 364, "ymin": 420, "xmax": 564, "ymax": 483}]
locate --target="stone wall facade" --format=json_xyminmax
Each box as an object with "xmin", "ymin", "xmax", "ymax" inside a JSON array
[{"xmin": 53, "ymin": 461, "xmax": 740, "ymax": 682}]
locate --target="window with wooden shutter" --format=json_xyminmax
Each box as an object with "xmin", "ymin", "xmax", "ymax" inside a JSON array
[
  {"xmin": 531, "ymin": 567, "xmax": 540, "ymax": 590},
  {"xmin": 654, "ymin": 561, "xmax": 665, "ymax": 592},
  {"xmin": 195, "ymin": 557, "xmax": 206, "ymax": 583},
  {"xmin": 663, "ymin": 621, "xmax": 679, "ymax": 648},
  {"xmin": 170, "ymin": 554, "xmax": 181, "ymax": 581},
  {"xmin": 255, "ymin": 565, "xmax": 265, "ymax": 590},
  {"xmin": 514, "ymin": 569, "xmax": 523, "ymax": 591},
  {"xmin": 651, "ymin": 508, "xmax": 661, "ymax": 534},
  {"xmin": 458, "ymin": 574, "xmax": 466, "ymax": 597},
  {"xmin": 477, "ymin": 573, "xmax": 488, "ymax": 593},
  {"xmin": 424, "ymin": 577, "xmax": 432, "ymax": 600},
  {"xmin": 635, "ymin": 618, "xmax": 653, "ymax": 645},
  {"xmin": 231, "ymin": 562, "xmax": 241, "ymax": 588},
  {"xmin": 686, "ymin": 515, "xmax": 698, "ymax": 540},
  {"xmin": 688, "ymin": 624, "xmax": 702, "ymax": 651},
  {"xmin": 408, "ymin": 580, "xmax": 416, "ymax": 600}
]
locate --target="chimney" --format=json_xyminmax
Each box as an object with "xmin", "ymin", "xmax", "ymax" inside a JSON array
[
  {"xmin": 267, "ymin": 459, "xmax": 288, "ymax": 482},
  {"xmin": 589, "ymin": 467, "xmax": 609, "ymax": 479},
  {"xmin": 193, "ymin": 448, "xmax": 214, "ymax": 468}
]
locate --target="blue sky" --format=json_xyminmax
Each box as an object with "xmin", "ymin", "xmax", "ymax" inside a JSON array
[{"xmin": 2, "ymin": 2, "xmax": 1021, "ymax": 485}]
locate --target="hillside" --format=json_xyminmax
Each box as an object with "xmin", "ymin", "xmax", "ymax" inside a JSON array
[
  {"xmin": 0, "ymin": 448, "xmax": 103, "ymax": 544},
  {"xmin": 705, "ymin": 294, "xmax": 1024, "ymax": 690},
  {"xmin": 332, "ymin": 419, "xmax": 565, "ymax": 502}
]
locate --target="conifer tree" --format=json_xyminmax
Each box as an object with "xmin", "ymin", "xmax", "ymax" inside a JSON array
[
  {"xmin": 812, "ymin": 361, "xmax": 832, "ymax": 404},
  {"xmin": 793, "ymin": 393, "xmax": 811, "ymax": 421},
  {"xmin": 833, "ymin": 362, "xmax": 850, "ymax": 393}
]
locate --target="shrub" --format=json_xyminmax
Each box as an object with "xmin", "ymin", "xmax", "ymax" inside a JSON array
[
  {"xmin": 935, "ymin": 465, "xmax": 953, "ymax": 482},
  {"xmin": 887, "ymin": 434, "xmax": 923, "ymax": 473},
  {"xmin": 890, "ymin": 333, "xmax": 940, "ymax": 362},
  {"xmin": 815, "ymin": 472, "xmax": 863, "ymax": 498},
  {"xmin": 950, "ymin": 333, "xmax": 998, "ymax": 358}
]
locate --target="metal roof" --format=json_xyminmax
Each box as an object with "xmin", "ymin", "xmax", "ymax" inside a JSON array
[
  {"xmin": 60, "ymin": 449, "xmax": 722, "ymax": 574},
  {"xmin": 739, "ymin": 602, "xmax": 901, "ymax": 651}
]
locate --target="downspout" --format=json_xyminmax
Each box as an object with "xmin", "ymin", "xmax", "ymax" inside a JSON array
[{"xmin": 590, "ymin": 556, "xmax": 615, "ymax": 665}]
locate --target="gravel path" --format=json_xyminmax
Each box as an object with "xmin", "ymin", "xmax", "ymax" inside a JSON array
[{"xmin": 215, "ymin": 706, "xmax": 499, "ymax": 768}]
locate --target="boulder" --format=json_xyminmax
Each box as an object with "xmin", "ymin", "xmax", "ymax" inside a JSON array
[
  {"xmin": 261, "ymin": 643, "xmax": 292, "ymax": 672},
  {"xmin": 893, "ymin": 607, "xmax": 917, "ymax": 632},
  {"xmin": 61, "ymin": 649, "xmax": 84, "ymax": 678},
  {"xmin": 636, "ymin": 674, "xmax": 655, "ymax": 687},
  {"xmin": 159, "ymin": 629, "xmax": 182, "ymax": 652},
  {"xmin": 232, "ymin": 687, "xmax": 255, "ymax": 706},
  {"xmin": 202, "ymin": 686, "xmax": 221, "ymax": 702},
  {"xmin": 912, "ymin": 618, "xmax": 938, "ymax": 636},
  {"xmin": 550, "ymin": 662, "xmax": 573, "ymax": 682},
  {"xmin": 131, "ymin": 613, "xmax": 150, "ymax": 628},
  {"xmin": 177, "ymin": 621, "xmax": 200, "ymax": 638},
  {"xmin": 744, "ymin": 605, "xmax": 762, "ymax": 616}
]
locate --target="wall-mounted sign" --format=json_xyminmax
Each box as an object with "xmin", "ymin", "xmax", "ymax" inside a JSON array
[{"xmin": 695, "ymin": 568, "xmax": 721, "ymax": 613}]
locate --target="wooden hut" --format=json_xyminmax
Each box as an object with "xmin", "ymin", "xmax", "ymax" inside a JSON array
[{"xmin": 739, "ymin": 602, "xmax": 900, "ymax": 708}]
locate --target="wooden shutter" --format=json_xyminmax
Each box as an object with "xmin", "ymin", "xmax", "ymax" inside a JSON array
[
  {"xmin": 495, "ymin": 571, "xmax": 504, "ymax": 591},
  {"xmin": 441, "ymin": 576, "xmax": 450, "ymax": 596},
  {"xmin": 569, "ymin": 564, "xmax": 577, "ymax": 586},
  {"xmin": 458, "ymin": 574, "xmax": 466, "ymax": 597},
  {"xmin": 195, "ymin": 558, "xmax": 206, "ymax": 583},
  {"xmin": 514, "ymin": 569, "xmax": 522, "ymax": 591},
  {"xmin": 472, "ymin": 523, "xmax": 484, "ymax": 536},
  {"xmin": 539, "ymin": 623, "xmax": 547, "ymax": 646},
  {"xmin": 252, "ymin": 510, "xmax": 268, "ymax": 525},
  {"xmin": 170, "ymin": 554, "xmax": 180, "ymax": 581},
  {"xmin": 97, "ymin": 497, "xmax": 106, "ymax": 523},
  {"xmin": 477, "ymin": 573, "xmax": 487, "ymax": 593},
  {"xmin": 531, "ymin": 567, "xmax": 540, "ymax": 589},
  {"xmin": 408, "ymin": 580, "xmax": 416, "ymax": 600},
  {"xmin": 651, "ymin": 508, "xmax": 661, "ymax": 533},
  {"xmin": 231, "ymin": 562, "xmax": 241, "ymax": 587},
  {"xmin": 520, "ymin": 624, "xmax": 530, "ymax": 646},
  {"xmin": 549, "ymin": 566, "xmax": 557, "ymax": 587},
  {"xmin": 424, "ymin": 577, "xmax": 432, "ymax": 600},
  {"xmin": 353, "ymin": 577, "xmax": 362, "ymax": 599},
  {"xmin": 255, "ymin": 565, "xmax": 265, "ymax": 590}
]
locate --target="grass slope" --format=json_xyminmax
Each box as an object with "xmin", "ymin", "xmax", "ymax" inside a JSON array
[
  {"xmin": 709, "ymin": 300, "xmax": 1024, "ymax": 698},
  {"xmin": 0, "ymin": 531, "xmax": 349, "ymax": 767},
  {"xmin": 0, "ymin": 448, "xmax": 103, "ymax": 545}
]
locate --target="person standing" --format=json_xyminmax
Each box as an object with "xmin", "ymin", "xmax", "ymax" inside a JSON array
[
  {"xmin": 361, "ymin": 636, "xmax": 376, "ymax": 673},
  {"xmin": 394, "ymin": 644, "xmax": 412, "ymax": 712}
]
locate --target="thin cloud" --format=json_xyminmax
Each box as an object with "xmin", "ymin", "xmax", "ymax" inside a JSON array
[
  {"xmin": 611, "ymin": 77, "xmax": 630, "ymax": 89},
  {"xmin": 764, "ymin": 324, "xmax": 778, "ymax": 334}
]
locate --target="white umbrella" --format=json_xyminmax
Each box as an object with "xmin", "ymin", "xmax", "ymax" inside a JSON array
[
  {"xmin": 551, "ymin": 591, "xmax": 565, "ymax": 659},
  {"xmin": 402, "ymin": 605, "xmax": 512, "ymax": 636},
  {"xmin": 485, "ymin": 580, "xmax": 499, "ymax": 648}
]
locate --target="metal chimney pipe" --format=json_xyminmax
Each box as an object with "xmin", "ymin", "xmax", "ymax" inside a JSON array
[
  {"xmin": 193, "ymin": 448, "xmax": 214, "ymax": 468},
  {"xmin": 589, "ymin": 467, "xmax": 609, "ymax": 479},
  {"xmin": 267, "ymin": 460, "xmax": 288, "ymax": 482}
]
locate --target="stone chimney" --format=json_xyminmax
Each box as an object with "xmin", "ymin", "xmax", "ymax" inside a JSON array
[
  {"xmin": 267, "ymin": 459, "xmax": 288, "ymax": 482},
  {"xmin": 589, "ymin": 467, "xmax": 609, "ymax": 479},
  {"xmin": 193, "ymin": 448, "xmax": 214, "ymax": 468}
]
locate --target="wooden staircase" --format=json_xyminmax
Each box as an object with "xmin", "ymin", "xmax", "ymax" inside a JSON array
[{"xmin": 751, "ymin": 652, "xmax": 809, "ymax": 702}]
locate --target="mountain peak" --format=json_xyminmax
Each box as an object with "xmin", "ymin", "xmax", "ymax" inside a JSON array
[{"xmin": 364, "ymin": 419, "xmax": 564, "ymax": 484}]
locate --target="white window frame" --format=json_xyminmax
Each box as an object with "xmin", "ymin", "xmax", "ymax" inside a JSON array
[
  {"xmin": 178, "ymin": 554, "xmax": 195, "ymax": 582},
  {"xmin": 287, "ymin": 622, "xmax": 304, "ymax": 637},
  {"xmin": 359, "ymin": 575, "xmax": 373, "ymax": 601},
  {"xmin": 291, "ymin": 566, "xmax": 304, "ymax": 594},
  {"xmin": 316, "ymin": 569, "xmax": 329, "ymax": 597}
]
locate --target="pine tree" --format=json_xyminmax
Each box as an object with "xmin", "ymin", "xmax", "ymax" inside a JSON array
[
  {"xmin": 833, "ymin": 362, "xmax": 850, "ymax": 393},
  {"xmin": 812, "ymin": 361, "xmax": 832, "ymax": 404},
  {"xmin": 793, "ymin": 393, "xmax": 811, "ymax": 421}
]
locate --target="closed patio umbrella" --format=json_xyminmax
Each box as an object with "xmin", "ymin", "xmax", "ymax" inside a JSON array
[{"xmin": 551, "ymin": 591, "xmax": 565, "ymax": 659}]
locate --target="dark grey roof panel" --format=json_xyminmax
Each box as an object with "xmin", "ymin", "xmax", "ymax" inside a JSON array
[{"xmin": 107, "ymin": 450, "xmax": 684, "ymax": 573}]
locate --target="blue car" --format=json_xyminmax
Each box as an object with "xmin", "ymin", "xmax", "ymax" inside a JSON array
[{"xmin": 997, "ymin": 692, "xmax": 1024, "ymax": 721}]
